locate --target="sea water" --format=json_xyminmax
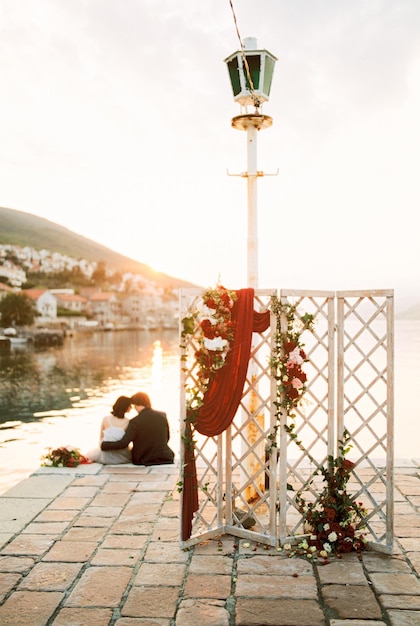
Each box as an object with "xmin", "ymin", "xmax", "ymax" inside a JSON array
[{"xmin": 0, "ymin": 321, "xmax": 418, "ymax": 495}]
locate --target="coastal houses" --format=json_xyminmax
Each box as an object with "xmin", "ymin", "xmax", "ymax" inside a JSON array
[
  {"xmin": 0, "ymin": 244, "xmax": 181, "ymax": 330},
  {"xmin": 0, "ymin": 261, "xmax": 26, "ymax": 287},
  {"xmin": 52, "ymin": 291, "xmax": 88, "ymax": 314},
  {"xmin": 25, "ymin": 289, "xmax": 57, "ymax": 319},
  {"xmin": 88, "ymin": 291, "xmax": 120, "ymax": 326}
]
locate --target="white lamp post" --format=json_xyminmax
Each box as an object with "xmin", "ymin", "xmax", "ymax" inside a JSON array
[
  {"xmin": 224, "ymin": 37, "xmax": 277, "ymax": 288},
  {"xmin": 225, "ymin": 37, "xmax": 277, "ymax": 503}
]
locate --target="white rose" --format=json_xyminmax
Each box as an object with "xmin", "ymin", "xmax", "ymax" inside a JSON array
[
  {"xmin": 203, "ymin": 336, "xmax": 228, "ymax": 351},
  {"xmin": 288, "ymin": 347, "xmax": 303, "ymax": 365},
  {"xmin": 199, "ymin": 304, "xmax": 218, "ymax": 319}
]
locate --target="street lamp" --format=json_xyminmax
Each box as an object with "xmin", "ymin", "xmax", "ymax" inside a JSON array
[
  {"xmin": 224, "ymin": 37, "xmax": 277, "ymax": 287},
  {"xmin": 225, "ymin": 37, "xmax": 277, "ymax": 503}
]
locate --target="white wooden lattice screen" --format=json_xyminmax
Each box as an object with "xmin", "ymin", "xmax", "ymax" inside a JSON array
[{"xmin": 179, "ymin": 288, "xmax": 394, "ymax": 553}]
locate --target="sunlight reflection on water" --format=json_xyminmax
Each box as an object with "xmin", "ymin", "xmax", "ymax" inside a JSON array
[{"xmin": 0, "ymin": 331, "xmax": 180, "ymax": 494}]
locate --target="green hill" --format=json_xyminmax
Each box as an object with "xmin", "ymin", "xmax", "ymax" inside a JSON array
[{"xmin": 0, "ymin": 206, "xmax": 196, "ymax": 289}]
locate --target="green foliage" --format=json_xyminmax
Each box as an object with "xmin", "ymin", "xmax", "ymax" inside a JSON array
[
  {"xmin": 0, "ymin": 292, "xmax": 36, "ymax": 326},
  {"xmin": 24, "ymin": 265, "xmax": 119, "ymax": 291},
  {"xmin": 181, "ymin": 314, "xmax": 196, "ymax": 336},
  {"xmin": 56, "ymin": 307, "xmax": 84, "ymax": 318},
  {"xmin": 24, "ymin": 267, "xmax": 92, "ymax": 290}
]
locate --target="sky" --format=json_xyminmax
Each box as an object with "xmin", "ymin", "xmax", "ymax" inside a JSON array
[{"xmin": 0, "ymin": 0, "xmax": 419, "ymax": 309}]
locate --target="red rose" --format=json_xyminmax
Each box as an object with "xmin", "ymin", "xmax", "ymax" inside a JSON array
[
  {"xmin": 200, "ymin": 319, "xmax": 214, "ymax": 337},
  {"xmin": 204, "ymin": 297, "xmax": 217, "ymax": 309},
  {"xmin": 342, "ymin": 459, "xmax": 355, "ymax": 471},
  {"xmin": 344, "ymin": 525, "xmax": 355, "ymax": 538},
  {"xmin": 221, "ymin": 292, "xmax": 231, "ymax": 307},
  {"xmin": 325, "ymin": 507, "xmax": 336, "ymax": 521},
  {"xmin": 338, "ymin": 539, "xmax": 354, "ymax": 553}
]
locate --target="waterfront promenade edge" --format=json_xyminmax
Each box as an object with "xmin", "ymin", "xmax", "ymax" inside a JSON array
[{"xmin": 0, "ymin": 459, "xmax": 420, "ymax": 625}]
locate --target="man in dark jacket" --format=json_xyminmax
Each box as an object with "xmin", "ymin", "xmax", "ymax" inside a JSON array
[{"xmin": 101, "ymin": 391, "xmax": 175, "ymax": 466}]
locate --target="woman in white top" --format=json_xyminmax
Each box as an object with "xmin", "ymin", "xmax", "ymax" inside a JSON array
[{"xmin": 87, "ymin": 396, "xmax": 132, "ymax": 464}]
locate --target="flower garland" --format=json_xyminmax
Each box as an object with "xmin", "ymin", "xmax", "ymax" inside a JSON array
[
  {"xmin": 40, "ymin": 446, "xmax": 90, "ymax": 468},
  {"xmin": 269, "ymin": 296, "xmax": 315, "ymax": 449},
  {"xmin": 181, "ymin": 285, "xmax": 237, "ymax": 413},
  {"xmin": 178, "ymin": 285, "xmax": 237, "ymax": 493}
]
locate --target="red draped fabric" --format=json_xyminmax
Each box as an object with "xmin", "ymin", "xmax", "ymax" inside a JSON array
[{"xmin": 181, "ymin": 288, "xmax": 270, "ymax": 541}]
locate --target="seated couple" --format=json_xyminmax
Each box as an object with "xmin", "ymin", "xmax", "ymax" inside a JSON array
[{"xmin": 87, "ymin": 392, "xmax": 175, "ymax": 466}]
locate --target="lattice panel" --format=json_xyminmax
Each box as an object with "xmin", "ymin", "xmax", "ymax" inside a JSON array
[
  {"xmin": 179, "ymin": 289, "xmax": 221, "ymax": 541},
  {"xmin": 277, "ymin": 291, "xmax": 335, "ymax": 542},
  {"xmin": 179, "ymin": 289, "xmax": 276, "ymax": 546},
  {"xmin": 228, "ymin": 291, "xmax": 276, "ymax": 544},
  {"xmin": 337, "ymin": 291, "xmax": 394, "ymax": 552}
]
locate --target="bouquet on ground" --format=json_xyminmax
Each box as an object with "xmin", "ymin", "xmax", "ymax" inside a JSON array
[
  {"xmin": 41, "ymin": 445, "xmax": 91, "ymax": 467},
  {"xmin": 296, "ymin": 432, "xmax": 368, "ymax": 557}
]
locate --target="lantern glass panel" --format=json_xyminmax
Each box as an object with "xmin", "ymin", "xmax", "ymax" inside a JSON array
[
  {"xmin": 244, "ymin": 54, "xmax": 261, "ymax": 91},
  {"xmin": 263, "ymin": 55, "xmax": 275, "ymax": 96},
  {"xmin": 227, "ymin": 57, "xmax": 241, "ymax": 97}
]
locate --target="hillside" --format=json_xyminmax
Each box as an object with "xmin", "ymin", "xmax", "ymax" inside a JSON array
[{"xmin": 0, "ymin": 206, "xmax": 196, "ymax": 289}]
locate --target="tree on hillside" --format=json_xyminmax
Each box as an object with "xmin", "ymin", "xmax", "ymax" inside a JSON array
[
  {"xmin": 91, "ymin": 261, "xmax": 107, "ymax": 287},
  {"xmin": 0, "ymin": 293, "xmax": 36, "ymax": 327},
  {"xmin": 23, "ymin": 267, "xmax": 92, "ymax": 290},
  {"xmin": 107, "ymin": 269, "xmax": 123, "ymax": 286}
]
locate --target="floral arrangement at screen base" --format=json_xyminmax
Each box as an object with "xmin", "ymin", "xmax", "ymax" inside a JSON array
[
  {"xmin": 294, "ymin": 431, "xmax": 368, "ymax": 558},
  {"xmin": 181, "ymin": 284, "xmax": 237, "ymax": 415},
  {"xmin": 40, "ymin": 446, "xmax": 90, "ymax": 468}
]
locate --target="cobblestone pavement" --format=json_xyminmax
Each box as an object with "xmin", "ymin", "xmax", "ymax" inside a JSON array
[{"xmin": 0, "ymin": 460, "xmax": 419, "ymax": 626}]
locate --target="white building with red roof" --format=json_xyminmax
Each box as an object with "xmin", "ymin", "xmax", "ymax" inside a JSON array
[
  {"xmin": 88, "ymin": 291, "xmax": 120, "ymax": 325},
  {"xmin": 52, "ymin": 292, "xmax": 88, "ymax": 313},
  {"xmin": 24, "ymin": 289, "xmax": 57, "ymax": 318}
]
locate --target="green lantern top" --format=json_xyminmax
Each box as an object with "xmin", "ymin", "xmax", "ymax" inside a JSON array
[{"xmin": 224, "ymin": 37, "xmax": 277, "ymax": 109}]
